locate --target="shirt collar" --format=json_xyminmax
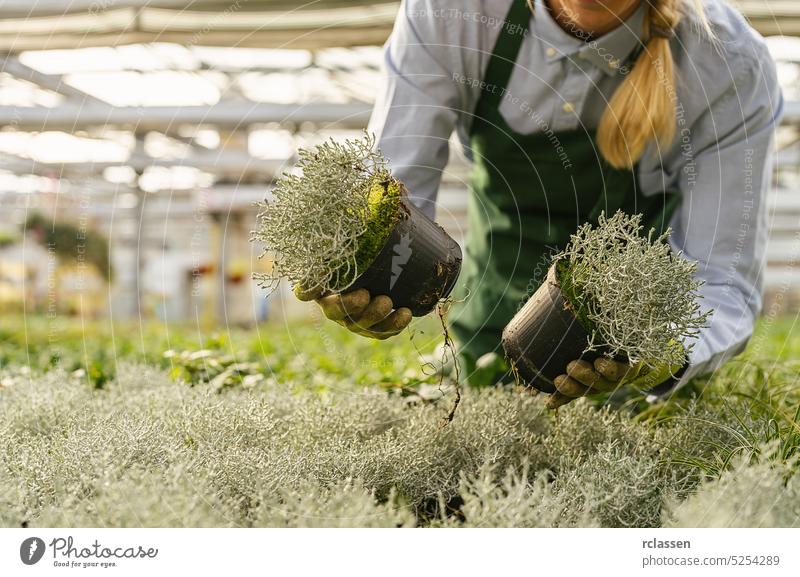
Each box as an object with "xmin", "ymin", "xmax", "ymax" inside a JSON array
[{"xmin": 532, "ymin": 0, "xmax": 647, "ymax": 76}]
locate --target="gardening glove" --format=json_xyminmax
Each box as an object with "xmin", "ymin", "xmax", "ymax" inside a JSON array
[
  {"xmin": 547, "ymin": 357, "xmax": 683, "ymax": 409},
  {"xmin": 295, "ymin": 285, "xmax": 412, "ymax": 340}
]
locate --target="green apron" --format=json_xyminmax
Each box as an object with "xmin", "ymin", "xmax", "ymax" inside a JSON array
[{"xmin": 451, "ymin": 0, "xmax": 681, "ymax": 378}]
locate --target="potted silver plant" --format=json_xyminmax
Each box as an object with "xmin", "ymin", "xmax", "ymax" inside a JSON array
[
  {"xmin": 502, "ymin": 211, "xmax": 711, "ymax": 394},
  {"xmin": 252, "ymin": 133, "xmax": 462, "ymax": 316}
]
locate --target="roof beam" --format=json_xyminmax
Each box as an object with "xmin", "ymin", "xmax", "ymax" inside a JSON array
[
  {"xmin": 0, "ymin": 101, "xmax": 372, "ymax": 130},
  {"xmin": 0, "ymin": 54, "xmax": 106, "ymax": 104},
  {"xmin": 0, "ymin": 151, "xmax": 287, "ymax": 179},
  {"xmin": 0, "ymin": 1, "xmax": 398, "ymax": 18},
  {"xmin": 732, "ymin": 0, "xmax": 800, "ymax": 36}
]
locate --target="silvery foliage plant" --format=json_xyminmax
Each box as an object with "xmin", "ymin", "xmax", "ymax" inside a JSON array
[
  {"xmin": 555, "ymin": 210, "xmax": 712, "ymax": 367},
  {"xmin": 252, "ymin": 132, "xmax": 389, "ymax": 295}
]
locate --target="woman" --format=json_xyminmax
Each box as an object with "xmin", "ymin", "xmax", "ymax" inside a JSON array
[{"xmin": 300, "ymin": 0, "xmax": 783, "ymax": 403}]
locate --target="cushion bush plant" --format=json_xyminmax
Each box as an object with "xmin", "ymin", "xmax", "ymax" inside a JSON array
[
  {"xmin": 3, "ymin": 337, "xmax": 799, "ymax": 528},
  {"xmin": 1, "ymin": 313, "xmax": 798, "ymax": 528},
  {"xmin": 553, "ymin": 210, "xmax": 711, "ymax": 368},
  {"xmin": 502, "ymin": 210, "xmax": 712, "ymax": 394},
  {"xmin": 663, "ymin": 444, "xmax": 800, "ymax": 528},
  {"xmin": 251, "ymin": 132, "xmax": 462, "ymax": 316},
  {"xmin": 252, "ymin": 132, "xmax": 402, "ymax": 296}
]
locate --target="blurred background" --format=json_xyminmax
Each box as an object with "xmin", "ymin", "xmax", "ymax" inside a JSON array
[{"xmin": 0, "ymin": 0, "xmax": 798, "ymax": 329}]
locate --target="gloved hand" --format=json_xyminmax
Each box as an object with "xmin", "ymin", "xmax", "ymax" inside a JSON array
[
  {"xmin": 295, "ymin": 286, "xmax": 412, "ymax": 340},
  {"xmin": 546, "ymin": 357, "xmax": 683, "ymax": 409}
]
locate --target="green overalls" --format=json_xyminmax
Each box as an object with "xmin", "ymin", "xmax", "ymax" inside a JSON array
[{"xmin": 450, "ymin": 0, "xmax": 681, "ymax": 378}]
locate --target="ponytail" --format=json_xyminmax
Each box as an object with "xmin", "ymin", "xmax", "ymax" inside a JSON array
[
  {"xmin": 526, "ymin": 0, "xmax": 713, "ymax": 169},
  {"xmin": 597, "ymin": 0, "xmax": 682, "ymax": 169}
]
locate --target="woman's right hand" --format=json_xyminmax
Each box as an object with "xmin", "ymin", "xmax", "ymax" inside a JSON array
[{"xmin": 295, "ymin": 286, "xmax": 412, "ymax": 340}]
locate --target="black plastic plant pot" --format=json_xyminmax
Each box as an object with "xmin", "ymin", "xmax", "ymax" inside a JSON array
[
  {"xmin": 348, "ymin": 196, "xmax": 462, "ymax": 317},
  {"xmin": 502, "ymin": 264, "xmax": 609, "ymax": 394}
]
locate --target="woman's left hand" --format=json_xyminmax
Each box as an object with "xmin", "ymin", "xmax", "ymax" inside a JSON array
[{"xmin": 546, "ymin": 358, "xmax": 678, "ymax": 409}]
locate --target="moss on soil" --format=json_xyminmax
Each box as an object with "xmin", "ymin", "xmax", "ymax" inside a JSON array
[
  {"xmin": 349, "ymin": 173, "xmax": 402, "ymax": 278},
  {"xmin": 554, "ymin": 258, "xmax": 595, "ymax": 334}
]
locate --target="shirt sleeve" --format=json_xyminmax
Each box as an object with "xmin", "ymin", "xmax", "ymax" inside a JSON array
[
  {"xmin": 367, "ymin": 0, "xmax": 464, "ymax": 219},
  {"xmin": 668, "ymin": 44, "xmax": 784, "ymax": 390}
]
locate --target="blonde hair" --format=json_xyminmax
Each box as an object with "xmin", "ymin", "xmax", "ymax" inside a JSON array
[{"xmin": 529, "ymin": 0, "xmax": 713, "ymax": 169}]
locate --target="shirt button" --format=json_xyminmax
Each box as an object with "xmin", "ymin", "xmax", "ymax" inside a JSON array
[
  {"xmin": 609, "ymin": 59, "xmax": 620, "ymax": 69},
  {"xmin": 562, "ymin": 102, "xmax": 575, "ymax": 113},
  {"xmin": 546, "ymin": 47, "xmax": 556, "ymax": 57}
]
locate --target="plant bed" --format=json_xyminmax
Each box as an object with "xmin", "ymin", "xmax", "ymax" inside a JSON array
[
  {"xmin": 502, "ymin": 211, "xmax": 710, "ymax": 393},
  {"xmin": 252, "ymin": 133, "xmax": 462, "ymax": 316}
]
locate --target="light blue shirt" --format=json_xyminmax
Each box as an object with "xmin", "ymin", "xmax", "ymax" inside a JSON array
[{"xmin": 368, "ymin": 0, "xmax": 784, "ymax": 387}]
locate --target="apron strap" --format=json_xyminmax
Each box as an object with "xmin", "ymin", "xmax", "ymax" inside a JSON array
[{"xmin": 478, "ymin": 0, "xmax": 533, "ymax": 111}]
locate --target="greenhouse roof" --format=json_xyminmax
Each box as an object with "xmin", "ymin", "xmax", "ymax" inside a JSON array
[
  {"xmin": 0, "ymin": 0, "xmax": 400, "ymax": 52},
  {"xmin": 0, "ymin": 1, "xmax": 798, "ymax": 53}
]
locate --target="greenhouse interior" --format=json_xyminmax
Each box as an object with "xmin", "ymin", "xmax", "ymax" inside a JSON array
[
  {"xmin": 7, "ymin": 0, "xmax": 800, "ymax": 556},
  {"xmin": 0, "ymin": 0, "xmax": 796, "ymax": 327}
]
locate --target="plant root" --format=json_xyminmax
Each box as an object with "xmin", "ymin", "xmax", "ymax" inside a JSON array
[{"xmin": 437, "ymin": 298, "xmax": 462, "ymax": 427}]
